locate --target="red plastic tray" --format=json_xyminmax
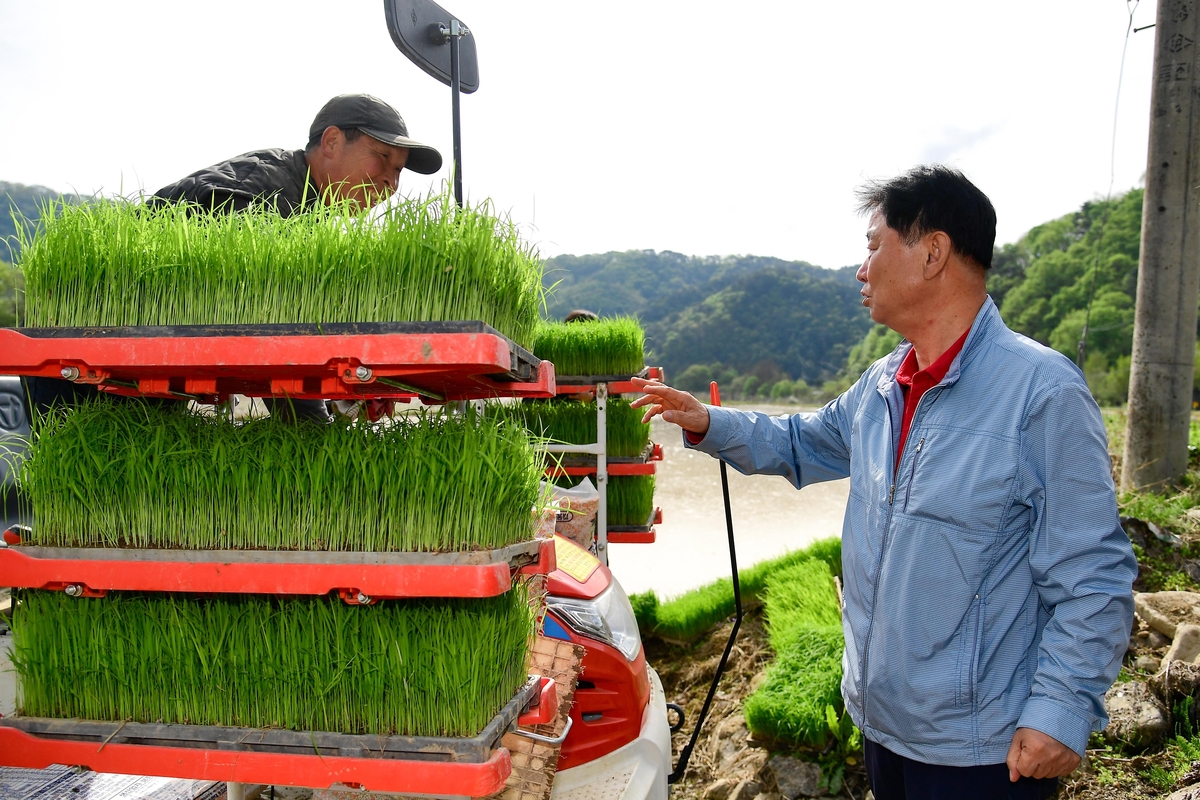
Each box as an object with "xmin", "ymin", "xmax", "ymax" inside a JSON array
[
  {"xmin": 0, "ymin": 538, "xmax": 555, "ymax": 600},
  {"xmin": 0, "ymin": 323, "xmax": 554, "ymax": 402},
  {"xmin": 0, "ymin": 727, "xmax": 511, "ymax": 796},
  {"xmin": 554, "ymin": 366, "xmax": 662, "ymax": 396}
]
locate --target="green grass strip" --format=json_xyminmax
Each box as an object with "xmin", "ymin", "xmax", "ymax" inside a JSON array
[
  {"xmin": 13, "ymin": 587, "xmax": 533, "ymax": 737},
  {"xmin": 17, "ymin": 193, "xmax": 544, "ymax": 347},
  {"xmin": 609, "ymin": 475, "xmax": 655, "ymax": 526},
  {"xmin": 744, "ymin": 558, "xmax": 844, "ymax": 748},
  {"xmin": 532, "ymin": 318, "xmax": 645, "ymax": 376},
  {"xmin": 743, "ymin": 625, "xmax": 844, "ymax": 747},
  {"xmin": 20, "ymin": 400, "xmax": 544, "ymax": 551},
  {"xmin": 630, "ymin": 536, "xmax": 841, "ymax": 641},
  {"xmin": 486, "ymin": 398, "xmax": 650, "ymax": 458}
]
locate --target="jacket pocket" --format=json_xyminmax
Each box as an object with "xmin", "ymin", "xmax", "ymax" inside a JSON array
[{"xmin": 902, "ymin": 437, "xmax": 924, "ymax": 512}]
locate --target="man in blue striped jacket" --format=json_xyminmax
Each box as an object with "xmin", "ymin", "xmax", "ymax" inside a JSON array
[{"xmin": 633, "ymin": 166, "xmax": 1136, "ymax": 800}]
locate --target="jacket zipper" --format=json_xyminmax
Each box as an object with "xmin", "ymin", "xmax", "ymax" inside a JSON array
[
  {"xmin": 861, "ymin": 390, "xmax": 935, "ymax": 724},
  {"xmin": 967, "ymin": 593, "xmax": 982, "ymax": 708}
]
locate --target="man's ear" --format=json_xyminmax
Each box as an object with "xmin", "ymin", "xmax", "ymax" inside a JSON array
[
  {"xmin": 922, "ymin": 230, "xmax": 952, "ymax": 279},
  {"xmin": 320, "ymin": 126, "xmax": 344, "ymax": 158}
]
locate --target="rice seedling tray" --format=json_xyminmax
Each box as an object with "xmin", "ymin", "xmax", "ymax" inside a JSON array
[
  {"xmin": 554, "ymin": 366, "xmax": 662, "ymax": 395},
  {"xmin": 0, "ymin": 538, "xmax": 555, "ymax": 599},
  {"xmin": 606, "ymin": 507, "xmax": 662, "ymax": 545},
  {"xmin": 549, "ymin": 442, "xmax": 664, "ymax": 477},
  {"xmin": 0, "ymin": 322, "xmax": 554, "ymax": 402},
  {"xmin": 0, "ymin": 676, "xmax": 551, "ymax": 796}
]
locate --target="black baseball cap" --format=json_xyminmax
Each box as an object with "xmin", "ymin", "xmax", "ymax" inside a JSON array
[{"xmin": 309, "ymin": 94, "xmax": 443, "ymax": 175}]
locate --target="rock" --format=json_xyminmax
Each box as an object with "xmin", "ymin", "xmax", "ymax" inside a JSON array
[
  {"xmin": 1137, "ymin": 654, "xmax": 1163, "ymax": 672},
  {"xmin": 705, "ymin": 779, "xmax": 738, "ymax": 800},
  {"xmin": 1165, "ymin": 786, "xmax": 1200, "ymax": 800},
  {"xmin": 1179, "ymin": 759, "xmax": 1200, "ymax": 787},
  {"xmin": 729, "ymin": 780, "xmax": 763, "ymax": 800},
  {"xmin": 1136, "ymin": 591, "xmax": 1200, "ymax": 638},
  {"xmin": 749, "ymin": 670, "xmax": 768, "ymax": 694},
  {"xmin": 1152, "ymin": 630, "xmax": 1174, "ymax": 649},
  {"xmin": 1104, "ymin": 680, "xmax": 1170, "ymax": 750},
  {"xmin": 1168, "ymin": 625, "xmax": 1200, "ymax": 665},
  {"xmin": 735, "ymin": 750, "xmax": 770, "ymax": 781},
  {"xmin": 765, "ymin": 755, "xmax": 823, "ymax": 799},
  {"xmin": 1187, "ymin": 561, "xmax": 1200, "ymax": 585},
  {"xmin": 1150, "ymin": 660, "xmax": 1200, "ymax": 702}
]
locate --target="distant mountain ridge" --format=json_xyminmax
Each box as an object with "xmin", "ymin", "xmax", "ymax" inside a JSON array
[
  {"xmin": 1, "ymin": 181, "xmax": 82, "ymax": 261},
  {"xmin": 542, "ymin": 250, "xmax": 869, "ymax": 385}
]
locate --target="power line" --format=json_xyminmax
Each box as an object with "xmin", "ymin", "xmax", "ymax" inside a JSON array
[{"xmin": 1078, "ymin": 0, "xmax": 1141, "ymax": 369}]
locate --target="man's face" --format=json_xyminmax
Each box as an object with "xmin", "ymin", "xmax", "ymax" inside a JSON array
[
  {"xmin": 856, "ymin": 210, "xmax": 928, "ymax": 330},
  {"xmin": 323, "ymin": 130, "xmax": 410, "ymax": 210}
]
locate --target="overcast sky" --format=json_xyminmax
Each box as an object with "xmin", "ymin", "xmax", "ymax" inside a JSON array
[{"xmin": 0, "ymin": 1, "xmax": 1156, "ymax": 269}]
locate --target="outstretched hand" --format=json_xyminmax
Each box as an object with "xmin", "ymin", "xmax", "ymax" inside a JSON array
[
  {"xmin": 1006, "ymin": 727, "xmax": 1080, "ymax": 782},
  {"xmin": 629, "ymin": 377, "xmax": 711, "ymax": 436}
]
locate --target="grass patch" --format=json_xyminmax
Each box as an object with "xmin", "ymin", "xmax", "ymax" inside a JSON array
[
  {"xmin": 17, "ymin": 194, "xmax": 544, "ymax": 347},
  {"xmin": 13, "ymin": 587, "xmax": 534, "ymax": 737},
  {"xmin": 532, "ymin": 318, "xmax": 645, "ymax": 376},
  {"xmin": 631, "ymin": 536, "xmax": 841, "ymax": 641},
  {"xmin": 743, "ymin": 626, "xmax": 844, "ymax": 747},
  {"xmin": 744, "ymin": 559, "xmax": 845, "ymax": 749},
  {"xmin": 488, "ymin": 398, "xmax": 650, "ymax": 458},
  {"xmin": 20, "ymin": 399, "xmax": 544, "ymax": 551}
]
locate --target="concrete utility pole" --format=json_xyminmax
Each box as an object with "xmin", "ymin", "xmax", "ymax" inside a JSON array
[{"xmin": 1123, "ymin": 0, "xmax": 1200, "ymax": 491}]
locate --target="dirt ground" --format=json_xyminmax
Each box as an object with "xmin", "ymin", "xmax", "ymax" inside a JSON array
[
  {"xmin": 648, "ymin": 600, "xmax": 1183, "ymax": 800},
  {"xmin": 648, "ymin": 603, "xmax": 870, "ymax": 800}
]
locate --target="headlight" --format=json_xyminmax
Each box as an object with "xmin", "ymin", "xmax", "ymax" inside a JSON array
[{"xmin": 546, "ymin": 579, "xmax": 642, "ymax": 661}]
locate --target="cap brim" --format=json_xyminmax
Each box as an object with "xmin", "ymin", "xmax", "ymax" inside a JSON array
[{"xmin": 362, "ymin": 129, "xmax": 443, "ymax": 175}]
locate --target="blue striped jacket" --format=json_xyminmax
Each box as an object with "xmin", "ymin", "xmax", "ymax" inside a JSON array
[{"xmin": 688, "ymin": 297, "xmax": 1136, "ymax": 765}]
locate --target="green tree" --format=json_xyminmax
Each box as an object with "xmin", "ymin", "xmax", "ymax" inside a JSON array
[
  {"xmin": 0, "ymin": 261, "xmax": 22, "ymax": 327},
  {"xmin": 844, "ymin": 324, "xmax": 902, "ymax": 378}
]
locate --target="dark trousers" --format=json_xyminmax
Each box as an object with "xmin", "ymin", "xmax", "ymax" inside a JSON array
[{"xmin": 865, "ymin": 739, "xmax": 1058, "ymax": 800}]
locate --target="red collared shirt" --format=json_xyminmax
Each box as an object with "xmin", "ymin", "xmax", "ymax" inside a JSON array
[{"xmin": 894, "ymin": 329, "xmax": 969, "ymax": 472}]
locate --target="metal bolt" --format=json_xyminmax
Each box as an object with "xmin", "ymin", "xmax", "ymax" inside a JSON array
[
  {"xmin": 355, "ymin": 366, "xmax": 372, "ymax": 381},
  {"xmin": 356, "ymin": 592, "xmax": 371, "ymax": 604},
  {"xmin": 64, "ymin": 584, "xmax": 83, "ymax": 597},
  {"xmin": 60, "ymin": 366, "xmax": 80, "ymax": 381}
]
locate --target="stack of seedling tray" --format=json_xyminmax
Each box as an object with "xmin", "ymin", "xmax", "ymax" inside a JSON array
[
  {"xmin": 519, "ymin": 318, "xmax": 665, "ymax": 559},
  {"xmin": 0, "ymin": 194, "xmax": 565, "ymax": 796}
]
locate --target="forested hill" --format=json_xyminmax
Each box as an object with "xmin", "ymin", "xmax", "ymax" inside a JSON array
[
  {"xmin": 1, "ymin": 181, "xmax": 81, "ymax": 261},
  {"xmin": 542, "ymin": 251, "xmax": 870, "ymax": 388}
]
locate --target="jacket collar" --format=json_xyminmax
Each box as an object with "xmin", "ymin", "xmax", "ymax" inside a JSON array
[{"xmin": 876, "ymin": 296, "xmax": 1001, "ymax": 395}]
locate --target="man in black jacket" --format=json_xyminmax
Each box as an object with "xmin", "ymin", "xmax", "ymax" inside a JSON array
[
  {"xmin": 153, "ymin": 93, "xmax": 442, "ymax": 216},
  {"xmin": 29, "ymin": 94, "xmax": 442, "ymax": 420}
]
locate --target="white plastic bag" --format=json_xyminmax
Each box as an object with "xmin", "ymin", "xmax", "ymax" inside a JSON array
[{"xmin": 550, "ymin": 477, "xmax": 599, "ymax": 550}]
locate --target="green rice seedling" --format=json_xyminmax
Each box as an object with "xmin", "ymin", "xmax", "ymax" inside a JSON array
[
  {"xmin": 632, "ymin": 537, "xmax": 842, "ymax": 641},
  {"xmin": 532, "ymin": 318, "xmax": 645, "ymax": 376},
  {"xmin": 760, "ymin": 558, "xmax": 842, "ymax": 650},
  {"xmin": 12, "ymin": 586, "xmax": 534, "ymax": 737},
  {"xmin": 486, "ymin": 398, "xmax": 650, "ymax": 458},
  {"xmin": 17, "ymin": 193, "xmax": 544, "ymax": 347},
  {"xmin": 20, "ymin": 399, "xmax": 545, "ymax": 552},
  {"xmin": 742, "ymin": 626, "xmax": 844, "ymax": 747},
  {"xmin": 744, "ymin": 557, "xmax": 844, "ymax": 747},
  {"xmin": 608, "ymin": 475, "xmax": 655, "ymax": 527}
]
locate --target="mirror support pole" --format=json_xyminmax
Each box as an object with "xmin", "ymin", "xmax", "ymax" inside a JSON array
[{"xmin": 450, "ymin": 18, "xmax": 463, "ymax": 208}]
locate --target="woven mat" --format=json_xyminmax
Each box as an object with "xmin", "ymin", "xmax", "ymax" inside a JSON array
[{"xmin": 490, "ymin": 636, "xmax": 585, "ymax": 800}]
